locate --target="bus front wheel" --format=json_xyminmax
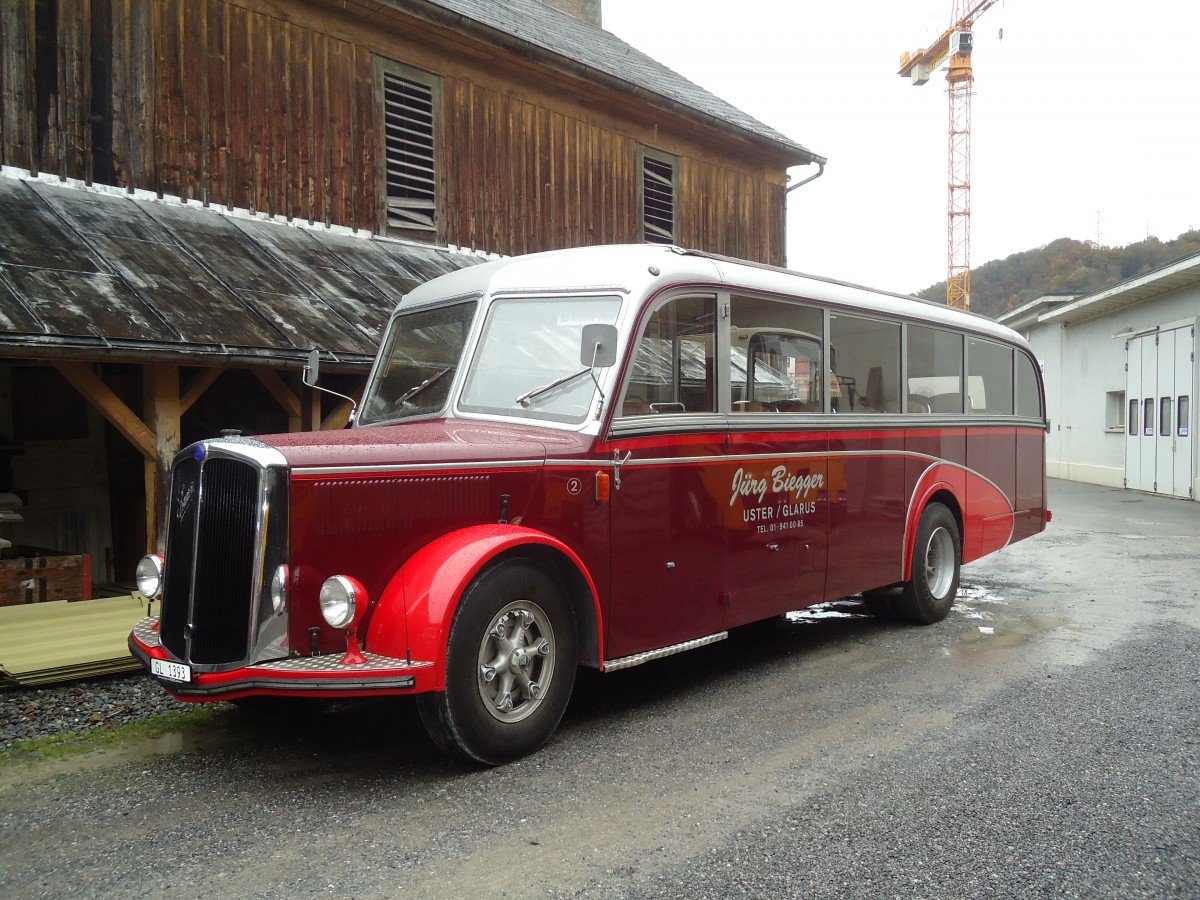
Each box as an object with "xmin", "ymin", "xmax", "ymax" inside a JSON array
[
  {"xmin": 418, "ymin": 560, "xmax": 577, "ymax": 766},
  {"xmin": 896, "ymin": 502, "xmax": 961, "ymax": 625}
]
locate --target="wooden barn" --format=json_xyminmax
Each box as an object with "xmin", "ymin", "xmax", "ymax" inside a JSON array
[{"xmin": 0, "ymin": 0, "xmax": 824, "ymax": 597}]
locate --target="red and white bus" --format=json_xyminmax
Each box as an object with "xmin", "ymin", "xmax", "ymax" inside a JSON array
[{"xmin": 130, "ymin": 245, "xmax": 1048, "ymax": 764}]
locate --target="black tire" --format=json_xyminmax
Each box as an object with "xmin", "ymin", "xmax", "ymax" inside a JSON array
[
  {"xmin": 894, "ymin": 502, "xmax": 961, "ymax": 625},
  {"xmin": 860, "ymin": 585, "xmax": 902, "ymax": 620},
  {"xmin": 418, "ymin": 560, "xmax": 577, "ymax": 765}
]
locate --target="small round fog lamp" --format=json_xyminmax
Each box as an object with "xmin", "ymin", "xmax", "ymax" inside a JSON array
[
  {"xmin": 135, "ymin": 555, "xmax": 165, "ymax": 600},
  {"xmin": 319, "ymin": 575, "xmax": 360, "ymax": 629}
]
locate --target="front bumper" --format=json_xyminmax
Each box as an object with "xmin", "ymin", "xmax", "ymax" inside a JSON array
[{"xmin": 128, "ymin": 617, "xmax": 432, "ymax": 699}]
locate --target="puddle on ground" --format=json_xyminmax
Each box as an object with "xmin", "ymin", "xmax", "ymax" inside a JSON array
[{"xmin": 785, "ymin": 599, "xmax": 870, "ymax": 623}]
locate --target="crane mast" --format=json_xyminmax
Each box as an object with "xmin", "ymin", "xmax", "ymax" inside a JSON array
[{"xmin": 899, "ymin": 0, "xmax": 1001, "ymax": 310}]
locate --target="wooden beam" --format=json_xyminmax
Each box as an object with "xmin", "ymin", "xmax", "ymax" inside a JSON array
[
  {"xmin": 254, "ymin": 368, "xmax": 302, "ymax": 431},
  {"xmin": 321, "ymin": 397, "xmax": 354, "ymax": 430},
  {"xmin": 53, "ymin": 362, "xmax": 154, "ymax": 458},
  {"xmin": 180, "ymin": 367, "xmax": 224, "ymax": 415}
]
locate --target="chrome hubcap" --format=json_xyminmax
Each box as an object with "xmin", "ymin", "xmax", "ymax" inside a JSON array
[
  {"xmin": 477, "ymin": 602, "xmax": 554, "ymax": 723},
  {"xmin": 924, "ymin": 526, "xmax": 956, "ymax": 600}
]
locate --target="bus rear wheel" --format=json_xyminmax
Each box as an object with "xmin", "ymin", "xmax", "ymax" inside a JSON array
[
  {"xmin": 418, "ymin": 560, "xmax": 577, "ymax": 766},
  {"xmin": 895, "ymin": 502, "xmax": 961, "ymax": 625}
]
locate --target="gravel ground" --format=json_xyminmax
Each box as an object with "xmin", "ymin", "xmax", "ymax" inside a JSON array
[{"xmin": 0, "ymin": 672, "xmax": 190, "ymax": 751}]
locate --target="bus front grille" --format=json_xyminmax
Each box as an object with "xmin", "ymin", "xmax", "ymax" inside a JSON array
[{"xmin": 159, "ymin": 449, "xmax": 278, "ymax": 669}]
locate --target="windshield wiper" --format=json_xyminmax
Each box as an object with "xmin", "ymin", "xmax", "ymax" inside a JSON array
[
  {"xmin": 397, "ymin": 366, "xmax": 451, "ymax": 405},
  {"xmin": 515, "ymin": 367, "xmax": 593, "ymax": 408}
]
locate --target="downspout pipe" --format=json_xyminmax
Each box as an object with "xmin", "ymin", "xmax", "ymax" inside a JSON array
[{"xmin": 786, "ymin": 159, "xmax": 826, "ymax": 193}]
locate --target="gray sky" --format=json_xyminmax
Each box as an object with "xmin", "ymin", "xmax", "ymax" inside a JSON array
[{"xmin": 602, "ymin": 0, "xmax": 1200, "ymax": 295}]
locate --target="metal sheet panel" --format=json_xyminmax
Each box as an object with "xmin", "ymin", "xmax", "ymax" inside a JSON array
[{"xmin": 0, "ymin": 172, "xmax": 482, "ymax": 366}]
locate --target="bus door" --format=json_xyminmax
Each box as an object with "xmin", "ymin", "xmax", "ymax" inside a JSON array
[
  {"xmin": 724, "ymin": 315, "xmax": 830, "ymax": 625},
  {"xmin": 722, "ymin": 439, "xmax": 829, "ymax": 628},
  {"xmin": 605, "ymin": 295, "xmax": 727, "ymax": 659}
]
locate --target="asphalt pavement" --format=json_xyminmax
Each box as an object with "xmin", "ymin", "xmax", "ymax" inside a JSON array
[{"xmin": 0, "ymin": 478, "xmax": 1196, "ymax": 899}]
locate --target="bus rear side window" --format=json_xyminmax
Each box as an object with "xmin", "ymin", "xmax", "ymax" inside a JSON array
[
  {"xmin": 968, "ymin": 338, "xmax": 1013, "ymax": 414},
  {"xmin": 1016, "ymin": 352, "xmax": 1043, "ymax": 419}
]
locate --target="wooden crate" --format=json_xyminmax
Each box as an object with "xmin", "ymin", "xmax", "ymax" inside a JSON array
[{"xmin": 0, "ymin": 549, "xmax": 93, "ymax": 606}]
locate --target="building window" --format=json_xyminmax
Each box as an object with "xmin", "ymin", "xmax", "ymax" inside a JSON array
[
  {"xmin": 1105, "ymin": 390, "xmax": 1126, "ymax": 432},
  {"xmin": 639, "ymin": 146, "xmax": 678, "ymax": 245},
  {"xmin": 377, "ymin": 59, "xmax": 439, "ymax": 236}
]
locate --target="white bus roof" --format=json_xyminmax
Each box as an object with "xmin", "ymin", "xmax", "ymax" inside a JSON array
[{"xmin": 397, "ymin": 245, "xmax": 1030, "ymax": 351}]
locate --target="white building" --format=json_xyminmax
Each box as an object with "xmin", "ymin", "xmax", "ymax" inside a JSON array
[{"xmin": 998, "ymin": 251, "xmax": 1199, "ymax": 501}]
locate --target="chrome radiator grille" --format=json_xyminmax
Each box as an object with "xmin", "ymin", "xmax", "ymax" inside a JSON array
[{"xmin": 158, "ymin": 442, "xmax": 288, "ymax": 670}]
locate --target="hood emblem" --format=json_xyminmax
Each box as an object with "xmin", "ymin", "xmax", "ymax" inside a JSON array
[{"xmin": 176, "ymin": 483, "xmax": 195, "ymax": 522}]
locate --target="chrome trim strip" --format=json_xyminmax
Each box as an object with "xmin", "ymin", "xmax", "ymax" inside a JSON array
[
  {"xmin": 292, "ymin": 458, "xmax": 546, "ymax": 476},
  {"xmin": 197, "ymin": 437, "xmax": 289, "ymax": 469},
  {"xmin": 156, "ymin": 675, "xmax": 418, "ymax": 695},
  {"xmin": 603, "ymin": 631, "xmax": 728, "ymax": 672},
  {"xmin": 300, "ymin": 447, "xmax": 1016, "ymax": 478}
]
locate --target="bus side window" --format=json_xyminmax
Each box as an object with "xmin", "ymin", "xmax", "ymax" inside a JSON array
[
  {"xmin": 729, "ymin": 294, "xmax": 823, "ymax": 413},
  {"xmin": 620, "ymin": 296, "xmax": 715, "ymax": 416},
  {"xmin": 830, "ymin": 314, "xmax": 902, "ymax": 413},
  {"xmin": 908, "ymin": 325, "xmax": 964, "ymax": 414}
]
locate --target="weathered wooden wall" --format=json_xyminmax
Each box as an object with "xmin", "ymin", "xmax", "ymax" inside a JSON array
[{"xmin": 0, "ymin": 0, "xmax": 788, "ymax": 264}]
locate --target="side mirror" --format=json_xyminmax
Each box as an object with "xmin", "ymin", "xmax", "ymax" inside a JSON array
[
  {"xmin": 303, "ymin": 348, "xmax": 321, "ymax": 387},
  {"xmin": 580, "ymin": 324, "xmax": 618, "ymax": 368}
]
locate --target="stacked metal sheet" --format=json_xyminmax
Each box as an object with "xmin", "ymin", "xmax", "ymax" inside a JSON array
[{"xmin": 0, "ymin": 595, "xmax": 147, "ymax": 686}]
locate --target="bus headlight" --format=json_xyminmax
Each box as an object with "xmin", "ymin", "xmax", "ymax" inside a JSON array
[
  {"xmin": 270, "ymin": 564, "xmax": 289, "ymax": 614},
  {"xmin": 319, "ymin": 575, "xmax": 364, "ymax": 629},
  {"xmin": 135, "ymin": 554, "xmax": 165, "ymax": 600}
]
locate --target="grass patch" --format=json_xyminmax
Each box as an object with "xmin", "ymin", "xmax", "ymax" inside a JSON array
[{"xmin": 1, "ymin": 706, "xmax": 221, "ymax": 762}]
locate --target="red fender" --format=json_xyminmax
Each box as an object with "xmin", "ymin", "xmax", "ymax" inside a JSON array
[
  {"xmin": 365, "ymin": 524, "xmax": 602, "ymax": 691},
  {"xmin": 904, "ymin": 462, "xmax": 1015, "ymax": 578}
]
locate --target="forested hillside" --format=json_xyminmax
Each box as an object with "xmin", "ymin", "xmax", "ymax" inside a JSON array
[{"xmin": 916, "ymin": 230, "xmax": 1200, "ymax": 319}]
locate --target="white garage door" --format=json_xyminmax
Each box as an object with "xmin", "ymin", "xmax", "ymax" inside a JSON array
[{"xmin": 1125, "ymin": 325, "xmax": 1195, "ymax": 498}]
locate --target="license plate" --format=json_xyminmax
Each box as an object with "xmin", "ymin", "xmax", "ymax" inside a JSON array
[{"xmin": 151, "ymin": 658, "xmax": 192, "ymax": 683}]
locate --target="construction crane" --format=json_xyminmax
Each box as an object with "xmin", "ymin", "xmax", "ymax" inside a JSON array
[{"xmin": 899, "ymin": 0, "xmax": 1002, "ymax": 310}]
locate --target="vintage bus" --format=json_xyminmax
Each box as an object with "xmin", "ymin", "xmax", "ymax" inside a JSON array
[{"xmin": 130, "ymin": 244, "xmax": 1048, "ymax": 764}]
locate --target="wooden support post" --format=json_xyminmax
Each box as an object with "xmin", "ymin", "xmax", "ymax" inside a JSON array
[
  {"xmin": 301, "ymin": 383, "xmax": 321, "ymax": 432},
  {"xmin": 144, "ymin": 365, "xmax": 181, "ymax": 554}
]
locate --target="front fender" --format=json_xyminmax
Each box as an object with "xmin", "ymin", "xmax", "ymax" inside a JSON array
[{"xmin": 365, "ymin": 524, "xmax": 601, "ymax": 691}]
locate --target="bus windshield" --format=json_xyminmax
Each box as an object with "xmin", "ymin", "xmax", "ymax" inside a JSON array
[
  {"xmin": 358, "ymin": 300, "xmax": 478, "ymax": 426},
  {"xmin": 459, "ymin": 295, "xmax": 622, "ymax": 424}
]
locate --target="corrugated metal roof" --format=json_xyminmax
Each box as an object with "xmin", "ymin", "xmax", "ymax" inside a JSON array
[
  {"xmin": 400, "ymin": 0, "xmax": 823, "ymax": 164},
  {"xmin": 0, "ymin": 170, "xmax": 485, "ymax": 369},
  {"xmin": 1036, "ymin": 251, "xmax": 1200, "ymax": 326}
]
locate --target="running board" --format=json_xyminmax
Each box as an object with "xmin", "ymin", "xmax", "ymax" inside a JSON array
[{"xmin": 602, "ymin": 631, "xmax": 728, "ymax": 673}]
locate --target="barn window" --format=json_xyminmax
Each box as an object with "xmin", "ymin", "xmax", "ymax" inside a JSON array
[
  {"xmin": 639, "ymin": 146, "xmax": 678, "ymax": 245},
  {"xmin": 377, "ymin": 60, "xmax": 439, "ymax": 237}
]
